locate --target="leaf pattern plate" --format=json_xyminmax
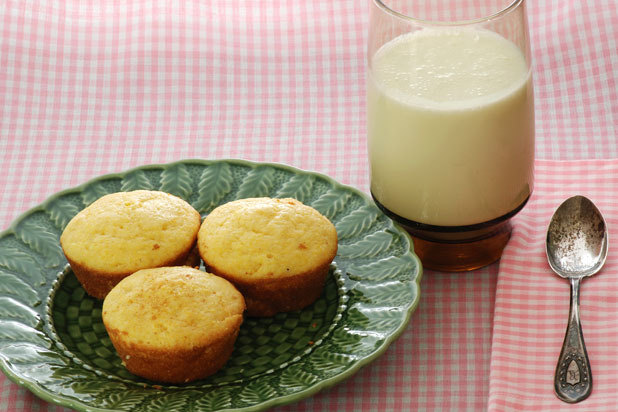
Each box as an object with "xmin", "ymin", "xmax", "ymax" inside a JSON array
[{"xmin": 0, "ymin": 159, "xmax": 422, "ymax": 411}]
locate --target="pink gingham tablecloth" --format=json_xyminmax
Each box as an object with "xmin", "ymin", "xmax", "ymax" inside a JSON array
[
  {"xmin": 489, "ymin": 160, "xmax": 618, "ymax": 411},
  {"xmin": 1, "ymin": 0, "xmax": 617, "ymax": 411}
]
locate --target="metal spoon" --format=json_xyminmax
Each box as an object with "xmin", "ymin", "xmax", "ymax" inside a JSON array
[{"xmin": 546, "ymin": 195, "xmax": 608, "ymax": 403}]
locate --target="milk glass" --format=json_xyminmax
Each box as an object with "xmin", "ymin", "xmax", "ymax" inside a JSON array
[{"xmin": 367, "ymin": 0, "xmax": 534, "ymax": 271}]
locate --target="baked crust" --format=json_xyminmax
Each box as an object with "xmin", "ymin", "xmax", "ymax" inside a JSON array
[
  {"xmin": 64, "ymin": 241, "xmax": 197, "ymax": 300},
  {"xmin": 102, "ymin": 266, "xmax": 245, "ymax": 383},
  {"xmin": 106, "ymin": 324, "xmax": 240, "ymax": 383},
  {"xmin": 207, "ymin": 261, "xmax": 330, "ymax": 317},
  {"xmin": 60, "ymin": 190, "xmax": 201, "ymax": 299},
  {"xmin": 198, "ymin": 197, "xmax": 338, "ymax": 317}
]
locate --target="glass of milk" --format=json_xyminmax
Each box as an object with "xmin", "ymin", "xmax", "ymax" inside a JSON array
[{"xmin": 367, "ymin": 0, "xmax": 534, "ymax": 271}]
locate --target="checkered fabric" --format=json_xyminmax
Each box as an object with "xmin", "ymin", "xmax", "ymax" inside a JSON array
[
  {"xmin": 0, "ymin": 0, "xmax": 617, "ymax": 411},
  {"xmin": 489, "ymin": 160, "xmax": 618, "ymax": 411}
]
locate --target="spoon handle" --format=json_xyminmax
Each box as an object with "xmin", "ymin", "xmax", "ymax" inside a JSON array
[{"xmin": 554, "ymin": 277, "xmax": 592, "ymax": 403}]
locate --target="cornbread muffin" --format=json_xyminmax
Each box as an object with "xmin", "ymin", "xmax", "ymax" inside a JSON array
[
  {"xmin": 60, "ymin": 190, "xmax": 201, "ymax": 299},
  {"xmin": 102, "ymin": 266, "xmax": 245, "ymax": 383},
  {"xmin": 197, "ymin": 197, "xmax": 338, "ymax": 317}
]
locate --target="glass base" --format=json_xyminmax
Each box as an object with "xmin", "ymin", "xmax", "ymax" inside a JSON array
[
  {"xmin": 372, "ymin": 194, "xmax": 529, "ymax": 272},
  {"xmin": 408, "ymin": 222, "xmax": 512, "ymax": 271}
]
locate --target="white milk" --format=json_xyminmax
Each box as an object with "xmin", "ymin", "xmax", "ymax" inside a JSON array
[{"xmin": 368, "ymin": 28, "xmax": 534, "ymax": 227}]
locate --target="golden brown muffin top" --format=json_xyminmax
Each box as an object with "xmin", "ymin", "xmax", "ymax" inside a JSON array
[
  {"xmin": 102, "ymin": 266, "xmax": 245, "ymax": 350},
  {"xmin": 60, "ymin": 190, "xmax": 201, "ymax": 275},
  {"xmin": 198, "ymin": 198, "xmax": 338, "ymax": 280}
]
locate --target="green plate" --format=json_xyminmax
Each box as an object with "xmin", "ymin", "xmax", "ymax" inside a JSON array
[{"xmin": 0, "ymin": 159, "xmax": 422, "ymax": 411}]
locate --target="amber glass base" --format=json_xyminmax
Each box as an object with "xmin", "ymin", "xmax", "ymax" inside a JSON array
[
  {"xmin": 372, "ymin": 194, "xmax": 529, "ymax": 272},
  {"xmin": 409, "ymin": 222, "xmax": 511, "ymax": 271}
]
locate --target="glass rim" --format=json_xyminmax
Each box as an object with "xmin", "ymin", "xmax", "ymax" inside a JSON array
[{"xmin": 372, "ymin": 0, "xmax": 523, "ymax": 26}]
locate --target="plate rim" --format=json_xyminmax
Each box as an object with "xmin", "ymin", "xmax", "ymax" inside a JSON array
[{"xmin": 0, "ymin": 158, "xmax": 423, "ymax": 412}]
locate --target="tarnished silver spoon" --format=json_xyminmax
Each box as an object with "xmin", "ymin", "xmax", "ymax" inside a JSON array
[{"xmin": 546, "ymin": 195, "xmax": 608, "ymax": 403}]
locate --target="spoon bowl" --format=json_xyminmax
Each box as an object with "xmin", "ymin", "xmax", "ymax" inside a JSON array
[
  {"xmin": 546, "ymin": 195, "xmax": 608, "ymax": 403},
  {"xmin": 547, "ymin": 195, "xmax": 608, "ymax": 279}
]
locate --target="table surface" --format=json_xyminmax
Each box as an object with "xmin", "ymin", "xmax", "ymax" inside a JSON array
[{"xmin": 1, "ymin": 0, "xmax": 617, "ymax": 411}]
